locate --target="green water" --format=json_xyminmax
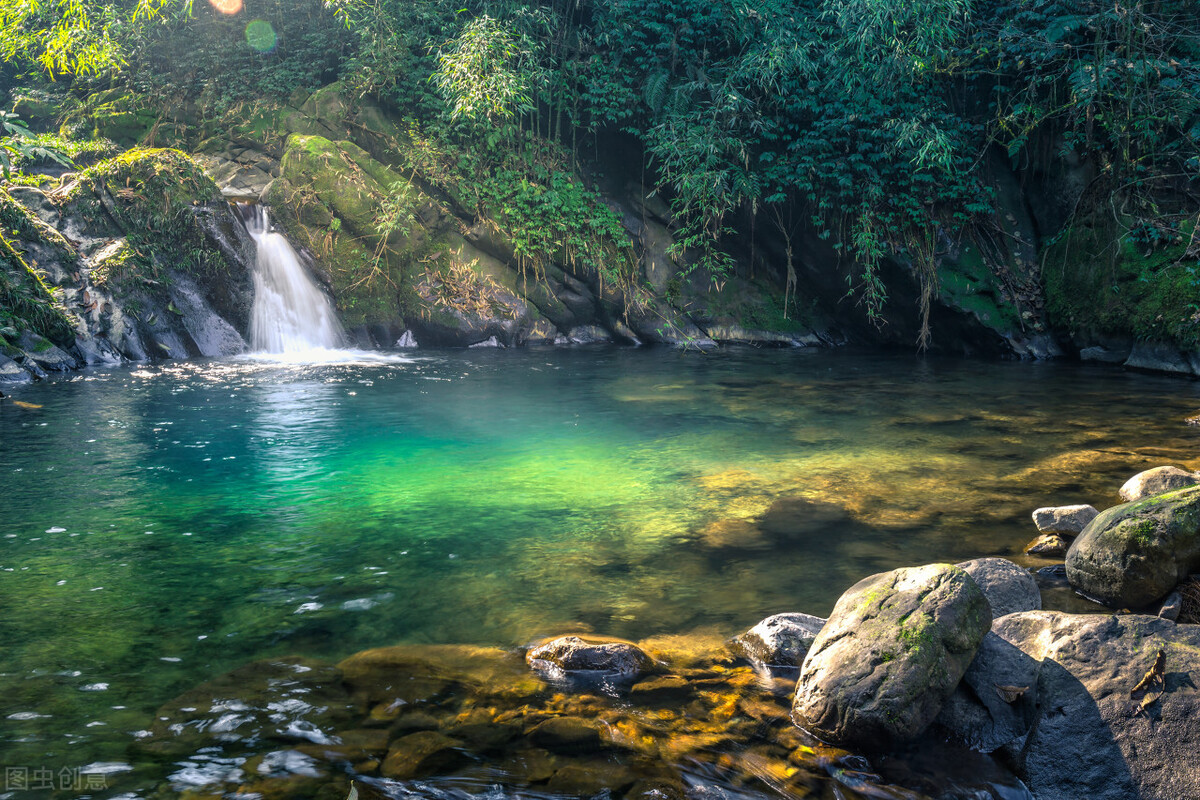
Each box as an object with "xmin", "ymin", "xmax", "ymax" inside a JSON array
[{"xmin": 1, "ymin": 347, "xmax": 1198, "ymax": 793}]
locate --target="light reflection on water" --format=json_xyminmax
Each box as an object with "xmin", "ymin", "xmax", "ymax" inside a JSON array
[{"xmin": 0, "ymin": 346, "xmax": 1198, "ymax": 792}]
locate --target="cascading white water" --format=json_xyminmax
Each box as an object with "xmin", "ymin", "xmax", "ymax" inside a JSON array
[{"xmin": 246, "ymin": 205, "xmax": 344, "ymax": 354}]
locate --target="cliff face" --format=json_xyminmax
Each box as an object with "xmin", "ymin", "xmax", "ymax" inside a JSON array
[{"xmin": 2, "ymin": 80, "xmax": 1198, "ymax": 376}]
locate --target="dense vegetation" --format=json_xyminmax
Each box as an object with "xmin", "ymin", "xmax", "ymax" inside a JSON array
[{"xmin": 1, "ymin": 0, "xmax": 1198, "ymax": 346}]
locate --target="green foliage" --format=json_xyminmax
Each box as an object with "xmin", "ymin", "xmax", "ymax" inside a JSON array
[
  {"xmin": 0, "ymin": 191, "xmax": 74, "ymax": 342},
  {"xmin": 0, "ymin": 110, "xmax": 73, "ymax": 178},
  {"xmin": 1043, "ymin": 214, "xmax": 1200, "ymax": 348},
  {"xmin": 433, "ymin": 15, "xmax": 541, "ymax": 124}
]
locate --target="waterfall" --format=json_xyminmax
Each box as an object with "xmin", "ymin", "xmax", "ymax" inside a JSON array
[{"xmin": 245, "ymin": 206, "xmax": 344, "ymax": 354}]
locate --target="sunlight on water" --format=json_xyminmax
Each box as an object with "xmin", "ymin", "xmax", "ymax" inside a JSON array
[{"xmin": 0, "ymin": 347, "xmax": 1198, "ymax": 795}]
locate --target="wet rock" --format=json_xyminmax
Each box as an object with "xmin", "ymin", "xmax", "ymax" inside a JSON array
[
  {"xmin": 338, "ymin": 644, "xmax": 520, "ymax": 708},
  {"xmin": 629, "ymin": 675, "xmax": 692, "ymax": 704},
  {"xmin": 546, "ymin": 761, "xmax": 639, "ymax": 795},
  {"xmin": 395, "ymin": 330, "xmax": 418, "ymax": 348},
  {"xmin": 17, "ymin": 331, "xmax": 78, "ymax": 371},
  {"xmin": 697, "ymin": 518, "xmax": 767, "ymax": 550},
  {"xmin": 0, "ymin": 354, "xmax": 30, "ymax": 382},
  {"xmin": 1024, "ymin": 533, "xmax": 1070, "ymax": 558},
  {"xmin": 563, "ymin": 325, "xmax": 612, "ymax": 345},
  {"xmin": 1066, "ymin": 485, "xmax": 1200, "ymax": 608},
  {"xmin": 938, "ymin": 611, "xmax": 1200, "ymax": 800},
  {"xmin": 935, "ymin": 629, "xmax": 1040, "ymax": 753},
  {"xmin": 527, "ymin": 716, "xmax": 604, "ymax": 753},
  {"xmin": 1032, "ymin": 504, "xmax": 1098, "ymax": 535},
  {"xmin": 956, "ymin": 557, "xmax": 1041, "ymax": 619},
  {"xmin": 1119, "ymin": 466, "xmax": 1200, "ymax": 502},
  {"xmin": 296, "ymin": 728, "xmax": 390, "ymax": 764},
  {"xmin": 468, "ymin": 335, "xmax": 503, "ymax": 348},
  {"xmin": 441, "ymin": 708, "xmax": 521, "ymax": 752},
  {"xmin": 526, "ymin": 636, "xmax": 653, "ymax": 680},
  {"xmin": 792, "ymin": 564, "xmax": 990, "ymax": 749},
  {"xmin": 731, "ymin": 613, "xmax": 826, "ymax": 668},
  {"xmin": 1124, "ymin": 341, "xmax": 1194, "ymax": 375},
  {"xmin": 380, "ymin": 731, "xmax": 469, "ymax": 779},
  {"xmin": 757, "ymin": 497, "xmax": 850, "ymax": 541}
]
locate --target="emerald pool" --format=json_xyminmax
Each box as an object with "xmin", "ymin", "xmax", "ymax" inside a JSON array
[{"xmin": 1, "ymin": 347, "xmax": 1198, "ymax": 796}]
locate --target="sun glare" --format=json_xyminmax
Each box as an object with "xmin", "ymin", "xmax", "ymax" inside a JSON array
[{"xmin": 208, "ymin": 0, "xmax": 243, "ymax": 14}]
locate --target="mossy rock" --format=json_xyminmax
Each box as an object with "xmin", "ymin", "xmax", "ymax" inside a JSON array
[
  {"xmin": 0, "ymin": 191, "xmax": 75, "ymax": 344},
  {"xmin": 792, "ymin": 564, "xmax": 991, "ymax": 749},
  {"xmin": 1066, "ymin": 485, "xmax": 1200, "ymax": 608},
  {"xmin": 1042, "ymin": 214, "xmax": 1200, "ymax": 350}
]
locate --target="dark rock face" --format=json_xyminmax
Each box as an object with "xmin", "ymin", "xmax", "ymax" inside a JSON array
[
  {"xmin": 1066, "ymin": 485, "xmax": 1200, "ymax": 608},
  {"xmin": 791, "ymin": 564, "xmax": 991, "ymax": 749},
  {"xmin": 526, "ymin": 636, "xmax": 653, "ymax": 681},
  {"xmin": 937, "ymin": 611, "xmax": 1200, "ymax": 800},
  {"xmin": 1119, "ymin": 466, "xmax": 1200, "ymax": 502},
  {"xmin": 955, "ymin": 557, "xmax": 1041, "ymax": 619},
  {"xmin": 731, "ymin": 612, "xmax": 826, "ymax": 669}
]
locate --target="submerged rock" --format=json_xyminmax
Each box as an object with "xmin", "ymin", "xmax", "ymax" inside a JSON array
[
  {"xmin": 1119, "ymin": 466, "xmax": 1199, "ymax": 502},
  {"xmin": 526, "ymin": 636, "xmax": 653, "ymax": 681},
  {"xmin": 1024, "ymin": 533, "xmax": 1070, "ymax": 558},
  {"xmin": 731, "ymin": 612, "xmax": 826, "ymax": 669},
  {"xmin": 956, "ymin": 557, "xmax": 1041, "ymax": 619},
  {"xmin": 937, "ymin": 611, "xmax": 1200, "ymax": 800},
  {"xmin": 1066, "ymin": 485, "xmax": 1200, "ymax": 608},
  {"xmin": 1032, "ymin": 504, "xmax": 1098, "ymax": 535},
  {"xmin": 792, "ymin": 564, "xmax": 991, "ymax": 749}
]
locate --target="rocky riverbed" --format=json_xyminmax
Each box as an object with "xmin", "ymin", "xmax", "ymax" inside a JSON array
[{"xmin": 95, "ymin": 464, "xmax": 1199, "ymax": 800}]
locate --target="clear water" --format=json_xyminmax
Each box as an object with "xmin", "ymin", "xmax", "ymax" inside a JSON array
[{"xmin": 1, "ymin": 347, "xmax": 1198, "ymax": 792}]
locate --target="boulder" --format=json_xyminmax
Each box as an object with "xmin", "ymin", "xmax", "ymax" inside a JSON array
[
  {"xmin": 1025, "ymin": 533, "xmax": 1070, "ymax": 558},
  {"xmin": 955, "ymin": 557, "xmax": 1041, "ymax": 618},
  {"xmin": 526, "ymin": 636, "xmax": 653, "ymax": 681},
  {"xmin": 380, "ymin": 731, "xmax": 469, "ymax": 779},
  {"xmin": 17, "ymin": 331, "xmax": 78, "ymax": 371},
  {"xmin": 731, "ymin": 613, "xmax": 826, "ymax": 668},
  {"xmin": 0, "ymin": 354, "xmax": 30, "ymax": 382},
  {"xmin": 1066, "ymin": 485, "xmax": 1200, "ymax": 608},
  {"xmin": 1119, "ymin": 466, "xmax": 1199, "ymax": 502},
  {"xmin": 937, "ymin": 611, "xmax": 1200, "ymax": 800},
  {"xmin": 791, "ymin": 564, "xmax": 991, "ymax": 749},
  {"xmin": 1032, "ymin": 504, "xmax": 1098, "ymax": 535}
]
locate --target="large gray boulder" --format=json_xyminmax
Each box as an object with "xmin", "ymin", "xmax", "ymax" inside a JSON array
[
  {"xmin": 731, "ymin": 612, "xmax": 826, "ymax": 669},
  {"xmin": 792, "ymin": 564, "xmax": 991, "ymax": 749},
  {"xmin": 1032, "ymin": 504, "xmax": 1098, "ymax": 535},
  {"xmin": 1119, "ymin": 466, "xmax": 1199, "ymax": 502},
  {"xmin": 1066, "ymin": 485, "xmax": 1200, "ymax": 608},
  {"xmin": 956, "ymin": 557, "xmax": 1041, "ymax": 619},
  {"xmin": 937, "ymin": 611, "xmax": 1200, "ymax": 800}
]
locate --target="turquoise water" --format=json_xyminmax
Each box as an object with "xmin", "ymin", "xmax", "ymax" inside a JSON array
[{"xmin": 1, "ymin": 347, "xmax": 1198, "ymax": 794}]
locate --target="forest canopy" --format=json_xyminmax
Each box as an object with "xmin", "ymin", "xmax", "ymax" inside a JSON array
[{"xmin": 2, "ymin": 0, "xmax": 1198, "ymax": 337}]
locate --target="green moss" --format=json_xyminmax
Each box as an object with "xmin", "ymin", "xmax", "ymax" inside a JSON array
[
  {"xmin": 700, "ymin": 277, "xmax": 815, "ymax": 333},
  {"xmin": 938, "ymin": 243, "xmax": 1024, "ymax": 333},
  {"xmin": 1042, "ymin": 216, "xmax": 1200, "ymax": 348},
  {"xmin": 0, "ymin": 191, "xmax": 75, "ymax": 344}
]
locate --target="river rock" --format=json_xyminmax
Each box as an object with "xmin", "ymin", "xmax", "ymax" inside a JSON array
[
  {"xmin": 1065, "ymin": 485, "xmax": 1200, "ymax": 607},
  {"xmin": 526, "ymin": 636, "xmax": 653, "ymax": 680},
  {"xmin": 1032, "ymin": 504, "xmax": 1098, "ymax": 535},
  {"xmin": 381, "ymin": 731, "xmax": 469, "ymax": 779},
  {"xmin": 0, "ymin": 354, "xmax": 30, "ymax": 382},
  {"xmin": 731, "ymin": 613, "xmax": 826, "ymax": 668},
  {"xmin": 938, "ymin": 611, "xmax": 1200, "ymax": 800},
  {"xmin": 792, "ymin": 564, "xmax": 991, "ymax": 749},
  {"xmin": 1119, "ymin": 466, "xmax": 1200, "ymax": 502},
  {"xmin": 1025, "ymin": 533, "xmax": 1069, "ymax": 557},
  {"xmin": 955, "ymin": 557, "xmax": 1041, "ymax": 618},
  {"xmin": 17, "ymin": 331, "xmax": 78, "ymax": 371}
]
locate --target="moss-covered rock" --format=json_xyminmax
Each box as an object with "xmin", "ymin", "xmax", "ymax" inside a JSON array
[
  {"xmin": 1043, "ymin": 214, "xmax": 1200, "ymax": 351},
  {"xmin": 792, "ymin": 564, "xmax": 991, "ymax": 749},
  {"xmin": 0, "ymin": 191, "xmax": 75, "ymax": 344},
  {"xmin": 1066, "ymin": 485, "xmax": 1200, "ymax": 608}
]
